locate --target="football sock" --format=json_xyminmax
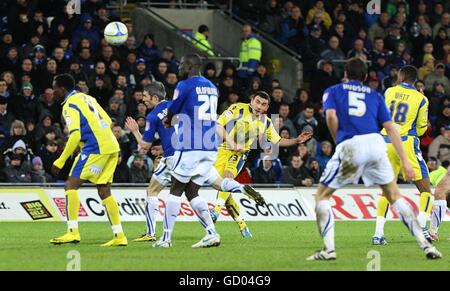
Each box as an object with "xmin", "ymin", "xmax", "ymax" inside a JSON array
[
  {"xmin": 392, "ymin": 198, "xmax": 430, "ymax": 249},
  {"xmin": 316, "ymin": 200, "xmax": 335, "ymax": 252},
  {"xmin": 161, "ymin": 194, "xmax": 181, "ymax": 241},
  {"xmin": 220, "ymin": 178, "xmax": 243, "ymax": 193},
  {"xmin": 214, "ymin": 191, "xmax": 231, "ymax": 213},
  {"xmin": 418, "ymin": 192, "xmax": 433, "ymax": 228},
  {"xmin": 430, "ymin": 199, "xmax": 447, "ymax": 232},
  {"xmin": 374, "ymin": 196, "xmax": 389, "ymax": 237},
  {"xmin": 66, "ymin": 189, "xmax": 80, "ymax": 231},
  {"xmin": 145, "ymin": 196, "xmax": 159, "ymax": 237},
  {"xmin": 102, "ymin": 196, "xmax": 123, "ymax": 236},
  {"xmin": 225, "ymin": 195, "xmax": 247, "ymax": 229},
  {"xmin": 190, "ymin": 196, "xmax": 216, "ymax": 236}
]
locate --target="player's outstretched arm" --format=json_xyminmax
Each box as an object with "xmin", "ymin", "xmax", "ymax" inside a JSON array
[
  {"xmin": 52, "ymin": 130, "xmax": 81, "ymax": 175},
  {"xmin": 383, "ymin": 121, "xmax": 415, "ymax": 181},
  {"xmin": 278, "ymin": 131, "xmax": 313, "ymax": 147},
  {"xmin": 125, "ymin": 117, "xmax": 152, "ymax": 151}
]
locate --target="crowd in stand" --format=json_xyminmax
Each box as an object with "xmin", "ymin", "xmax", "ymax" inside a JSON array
[{"xmin": 0, "ymin": 0, "xmax": 448, "ymax": 186}]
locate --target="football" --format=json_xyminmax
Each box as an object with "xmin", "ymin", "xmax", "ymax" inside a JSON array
[{"xmin": 104, "ymin": 21, "xmax": 128, "ymax": 45}]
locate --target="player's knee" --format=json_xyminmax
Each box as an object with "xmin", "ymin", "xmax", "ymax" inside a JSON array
[{"xmin": 97, "ymin": 184, "xmax": 111, "ymax": 199}]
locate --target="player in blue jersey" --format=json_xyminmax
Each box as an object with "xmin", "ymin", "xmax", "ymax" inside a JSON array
[
  {"xmin": 153, "ymin": 54, "xmax": 264, "ymax": 248},
  {"xmin": 125, "ymin": 82, "xmax": 175, "ymax": 242},
  {"xmin": 307, "ymin": 58, "xmax": 441, "ymax": 261}
]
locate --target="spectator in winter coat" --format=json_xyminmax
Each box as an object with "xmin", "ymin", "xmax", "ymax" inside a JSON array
[
  {"xmin": 129, "ymin": 154, "xmax": 151, "ymax": 184},
  {"xmin": 252, "ymin": 155, "xmax": 278, "ymax": 184},
  {"xmin": 316, "ymin": 141, "xmax": 333, "ymax": 170},
  {"xmin": 428, "ymin": 124, "xmax": 450, "ymax": 164},
  {"xmin": 282, "ymin": 155, "xmax": 313, "ymax": 186},
  {"xmin": 30, "ymin": 156, "xmax": 52, "ymax": 183},
  {"xmin": 138, "ymin": 34, "xmax": 162, "ymax": 70},
  {"xmin": 113, "ymin": 152, "xmax": 131, "ymax": 183},
  {"xmin": 71, "ymin": 13, "xmax": 100, "ymax": 52}
]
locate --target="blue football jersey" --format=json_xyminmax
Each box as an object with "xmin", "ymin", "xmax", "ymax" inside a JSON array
[
  {"xmin": 142, "ymin": 100, "xmax": 175, "ymax": 157},
  {"xmin": 323, "ymin": 80, "xmax": 391, "ymax": 144},
  {"xmin": 168, "ymin": 76, "xmax": 219, "ymax": 151}
]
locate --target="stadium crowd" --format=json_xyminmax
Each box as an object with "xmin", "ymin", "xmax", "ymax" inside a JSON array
[{"xmin": 0, "ymin": 0, "xmax": 448, "ymax": 185}]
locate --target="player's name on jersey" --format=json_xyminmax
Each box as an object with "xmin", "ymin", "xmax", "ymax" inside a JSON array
[
  {"xmin": 342, "ymin": 84, "xmax": 371, "ymax": 93},
  {"xmin": 195, "ymin": 86, "xmax": 218, "ymax": 95},
  {"xmin": 394, "ymin": 92, "xmax": 411, "ymax": 101}
]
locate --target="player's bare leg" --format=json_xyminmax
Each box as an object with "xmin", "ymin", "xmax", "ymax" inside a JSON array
[
  {"xmin": 380, "ymin": 181, "xmax": 441, "ymax": 259},
  {"xmin": 430, "ymin": 167, "xmax": 450, "ymax": 240},
  {"xmin": 50, "ymin": 177, "xmax": 85, "ymax": 244},
  {"xmin": 134, "ymin": 177, "xmax": 164, "ymax": 242},
  {"xmin": 306, "ymin": 184, "xmax": 337, "ymax": 261}
]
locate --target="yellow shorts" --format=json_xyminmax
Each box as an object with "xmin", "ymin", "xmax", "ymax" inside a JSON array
[
  {"xmin": 385, "ymin": 136, "xmax": 429, "ymax": 181},
  {"xmin": 214, "ymin": 148, "xmax": 248, "ymax": 178},
  {"xmin": 69, "ymin": 152, "xmax": 119, "ymax": 184}
]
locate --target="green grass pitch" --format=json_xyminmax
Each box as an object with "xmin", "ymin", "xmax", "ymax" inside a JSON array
[{"xmin": 0, "ymin": 221, "xmax": 449, "ymax": 271}]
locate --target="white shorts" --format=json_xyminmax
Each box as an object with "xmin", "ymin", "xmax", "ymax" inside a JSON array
[
  {"xmin": 171, "ymin": 150, "xmax": 220, "ymax": 185},
  {"xmin": 320, "ymin": 133, "xmax": 395, "ymax": 188},
  {"xmin": 152, "ymin": 156, "xmax": 173, "ymax": 186}
]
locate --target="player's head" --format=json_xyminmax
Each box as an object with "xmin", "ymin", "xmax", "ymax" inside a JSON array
[
  {"xmin": 397, "ymin": 65, "xmax": 418, "ymax": 85},
  {"xmin": 344, "ymin": 58, "xmax": 368, "ymax": 82},
  {"xmin": 143, "ymin": 81, "xmax": 166, "ymax": 109},
  {"xmin": 179, "ymin": 54, "xmax": 202, "ymax": 79},
  {"xmin": 53, "ymin": 74, "xmax": 75, "ymax": 103},
  {"xmin": 250, "ymin": 91, "xmax": 270, "ymax": 117}
]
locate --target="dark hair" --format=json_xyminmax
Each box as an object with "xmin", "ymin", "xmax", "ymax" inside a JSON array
[
  {"xmin": 344, "ymin": 58, "xmax": 368, "ymax": 82},
  {"xmin": 198, "ymin": 24, "xmax": 209, "ymax": 33},
  {"xmin": 304, "ymin": 102, "xmax": 315, "ymax": 110},
  {"xmin": 252, "ymin": 91, "xmax": 271, "ymax": 103},
  {"xmin": 399, "ymin": 65, "xmax": 418, "ymax": 83},
  {"xmin": 54, "ymin": 74, "xmax": 75, "ymax": 91}
]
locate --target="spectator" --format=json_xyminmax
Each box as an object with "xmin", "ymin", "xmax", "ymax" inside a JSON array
[
  {"xmin": 10, "ymin": 82, "xmax": 38, "ymax": 122},
  {"xmin": 3, "ymin": 153, "xmax": 31, "ymax": 183},
  {"xmin": 218, "ymin": 76, "xmax": 238, "ymax": 105},
  {"xmin": 192, "ymin": 24, "xmax": 215, "ymax": 56},
  {"xmin": 255, "ymin": 64, "xmax": 272, "ymax": 92},
  {"xmin": 153, "ymin": 60, "xmax": 169, "ymax": 83},
  {"xmin": 330, "ymin": 23, "xmax": 352, "ymax": 54},
  {"xmin": 90, "ymin": 76, "xmax": 112, "ymax": 109},
  {"xmin": 281, "ymin": 155, "xmax": 313, "ymax": 187},
  {"xmin": 165, "ymin": 72, "xmax": 178, "ymax": 100},
  {"xmin": 347, "ymin": 39, "xmax": 369, "ymax": 61},
  {"xmin": 306, "ymin": 1, "xmax": 332, "ymax": 30},
  {"xmin": 368, "ymin": 12, "xmax": 390, "ymax": 42},
  {"xmin": 69, "ymin": 58, "xmax": 89, "ymax": 83},
  {"xmin": 218, "ymin": 91, "xmax": 239, "ymax": 115},
  {"xmin": 432, "ymin": 12, "xmax": 450, "ymax": 38},
  {"xmin": 289, "ymin": 89, "xmax": 311, "ymax": 119},
  {"xmin": 30, "ymin": 156, "xmax": 52, "ymax": 183},
  {"xmin": 308, "ymin": 158, "xmax": 322, "ymax": 184},
  {"xmin": 129, "ymin": 154, "xmax": 151, "ymax": 184},
  {"xmin": 252, "ymin": 155, "xmax": 278, "ymax": 184},
  {"xmin": 259, "ymin": 0, "xmax": 283, "ymax": 35},
  {"xmin": 112, "ymin": 124, "xmax": 131, "ymax": 162},
  {"xmin": 304, "ymin": 24, "xmax": 327, "ymax": 69},
  {"xmin": 71, "ymin": 13, "xmax": 100, "ymax": 51},
  {"xmin": 278, "ymin": 127, "xmax": 296, "ymax": 166},
  {"xmin": 424, "ymin": 63, "xmax": 450, "ymax": 93},
  {"xmin": 434, "ymin": 28, "xmax": 449, "ymax": 61},
  {"xmin": 138, "ymin": 33, "xmax": 162, "ymax": 70},
  {"xmin": 38, "ymin": 139, "xmax": 59, "ymax": 179},
  {"xmin": 113, "ymin": 152, "xmax": 131, "ymax": 183},
  {"xmin": 278, "ymin": 103, "xmax": 297, "ymax": 137},
  {"xmin": 310, "ymin": 61, "xmax": 340, "ymax": 104},
  {"xmin": 279, "ymin": 5, "xmax": 306, "ymax": 50},
  {"xmin": 320, "ymin": 36, "xmax": 346, "ymax": 61},
  {"xmin": 160, "ymin": 46, "xmax": 179, "ymax": 74},
  {"xmin": 244, "ymin": 76, "xmax": 263, "ymax": 102},
  {"xmin": 369, "ymin": 37, "xmax": 393, "ymax": 64},
  {"xmin": 429, "ymin": 81, "xmax": 448, "ymax": 118},
  {"xmin": 0, "ymin": 96, "xmax": 15, "ymax": 137},
  {"xmin": 237, "ymin": 24, "xmax": 262, "ymax": 80},
  {"xmin": 89, "ymin": 61, "xmax": 112, "ymax": 92},
  {"xmin": 418, "ymin": 54, "xmax": 436, "ymax": 81},
  {"xmin": 294, "ymin": 103, "xmax": 318, "ymax": 134},
  {"xmin": 428, "ymin": 124, "xmax": 450, "ymax": 164},
  {"xmin": 269, "ymin": 86, "xmax": 289, "ymax": 115},
  {"xmin": 316, "ymin": 141, "xmax": 333, "ymax": 170}
]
